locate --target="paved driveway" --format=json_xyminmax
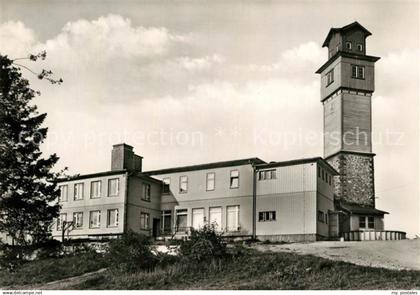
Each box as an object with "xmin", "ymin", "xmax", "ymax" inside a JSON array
[{"xmin": 254, "ymin": 239, "xmax": 420, "ymax": 270}]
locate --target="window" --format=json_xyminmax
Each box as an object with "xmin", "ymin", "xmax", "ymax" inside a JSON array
[
  {"xmin": 179, "ymin": 176, "xmax": 188, "ymax": 193},
  {"xmin": 142, "ymin": 183, "xmax": 151, "ymax": 201},
  {"xmin": 74, "ymin": 183, "xmax": 84, "ymax": 200},
  {"xmin": 90, "ymin": 181, "xmax": 101, "ymax": 199},
  {"xmin": 325, "ymin": 214, "xmax": 328, "ymax": 224},
  {"xmin": 209, "ymin": 207, "xmax": 222, "ymax": 230},
  {"xmin": 59, "ymin": 185, "xmax": 68, "ymax": 202},
  {"xmin": 258, "ymin": 169, "xmax": 277, "ymax": 181},
  {"xmin": 328, "ymin": 175, "xmax": 332, "ymax": 186},
  {"xmin": 368, "ymin": 216, "xmax": 375, "ymax": 229},
  {"xmin": 107, "ymin": 209, "xmax": 119, "ymax": 227},
  {"xmin": 162, "ymin": 178, "xmax": 170, "ymax": 194},
  {"xmin": 73, "ymin": 212, "xmax": 83, "ymax": 228},
  {"xmin": 326, "ymin": 69, "xmax": 334, "ymax": 86},
  {"xmin": 108, "ymin": 178, "xmax": 119, "ymax": 196},
  {"xmin": 161, "ymin": 210, "xmax": 172, "ymax": 233},
  {"xmin": 176, "ymin": 209, "xmax": 188, "ymax": 231},
  {"xmin": 206, "ymin": 172, "xmax": 215, "ymax": 191},
  {"xmin": 359, "ymin": 216, "xmax": 366, "ymax": 228},
  {"xmin": 57, "ymin": 213, "xmax": 67, "ymax": 230},
  {"xmin": 192, "ymin": 208, "xmax": 205, "ymax": 229},
  {"xmin": 357, "ymin": 43, "xmax": 363, "ymax": 52},
  {"xmin": 317, "ymin": 211, "xmax": 325, "ymax": 223},
  {"xmin": 227, "ymin": 205, "xmax": 240, "ymax": 231},
  {"xmin": 317, "ymin": 166, "xmax": 320, "ymax": 178},
  {"xmin": 140, "ymin": 212, "xmax": 150, "ymax": 230},
  {"xmin": 360, "ymin": 216, "xmax": 374, "ymax": 229},
  {"xmin": 89, "ymin": 210, "xmax": 101, "ymax": 228},
  {"xmin": 258, "ymin": 211, "xmax": 276, "ymax": 222},
  {"xmin": 230, "ymin": 170, "xmax": 239, "ymax": 188},
  {"xmin": 345, "ymin": 41, "xmax": 352, "ymax": 50},
  {"xmin": 351, "ymin": 65, "xmax": 365, "ymax": 79},
  {"xmin": 321, "ymin": 169, "xmax": 325, "ymax": 181}
]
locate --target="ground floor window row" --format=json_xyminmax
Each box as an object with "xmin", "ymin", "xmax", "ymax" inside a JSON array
[
  {"xmin": 317, "ymin": 210, "xmax": 328, "ymax": 224},
  {"xmin": 56, "ymin": 209, "xmax": 119, "ymax": 230},
  {"xmin": 160, "ymin": 205, "xmax": 241, "ymax": 233},
  {"xmin": 359, "ymin": 215, "xmax": 375, "ymax": 229}
]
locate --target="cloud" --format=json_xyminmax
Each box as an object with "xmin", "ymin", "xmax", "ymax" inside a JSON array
[
  {"xmin": 177, "ymin": 55, "xmax": 224, "ymax": 72},
  {"xmin": 0, "ymin": 21, "xmax": 36, "ymax": 57},
  {"xmin": 40, "ymin": 14, "xmax": 186, "ymax": 62},
  {"xmin": 281, "ymin": 41, "xmax": 325, "ymax": 65},
  {"xmin": 1, "ymin": 15, "xmax": 417, "ymax": 236}
]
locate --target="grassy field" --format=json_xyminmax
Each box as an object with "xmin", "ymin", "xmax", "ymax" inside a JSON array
[
  {"xmin": 0, "ymin": 252, "xmax": 109, "ymax": 288},
  {"xmin": 1, "ymin": 249, "xmax": 419, "ymax": 290}
]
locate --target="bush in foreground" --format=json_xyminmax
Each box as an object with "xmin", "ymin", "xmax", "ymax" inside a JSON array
[
  {"xmin": 107, "ymin": 231, "xmax": 158, "ymax": 272},
  {"xmin": 179, "ymin": 224, "xmax": 228, "ymax": 263}
]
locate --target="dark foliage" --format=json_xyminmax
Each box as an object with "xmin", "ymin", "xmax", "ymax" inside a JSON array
[
  {"xmin": 107, "ymin": 231, "xmax": 158, "ymax": 272},
  {"xmin": 0, "ymin": 54, "xmax": 63, "ymax": 252},
  {"xmin": 0, "ymin": 251, "xmax": 108, "ymax": 287},
  {"xmin": 179, "ymin": 224, "xmax": 228, "ymax": 262}
]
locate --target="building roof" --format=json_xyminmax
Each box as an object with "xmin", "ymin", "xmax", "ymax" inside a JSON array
[
  {"xmin": 143, "ymin": 157, "xmax": 266, "ymax": 175},
  {"xmin": 322, "ymin": 21, "xmax": 372, "ymax": 47},
  {"xmin": 256, "ymin": 157, "xmax": 339, "ymax": 175},
  {"xmin": 55, "ymin": 169, "xmax": 127, "ymax": 183},
  {"xmin": 339, "ymin": 202, "xmax": 389, "ymax": 216},
  {"xmin": 315, "ymin": 51, "xmax": 380, "ymax": 74}
]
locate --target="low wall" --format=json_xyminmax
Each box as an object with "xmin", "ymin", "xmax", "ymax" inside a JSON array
[
  {"xmin": 343, "ymin": 231, "xmax": 406, "ymax": 241},
  {"xmin": 257, "ymin": 234, "xmax": 318, "ymax": 243}
]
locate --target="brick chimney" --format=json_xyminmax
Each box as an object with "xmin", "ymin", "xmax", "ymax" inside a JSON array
[{"xmin": 111, "ymin": 143, "xmax": 143, "ymax": 172}]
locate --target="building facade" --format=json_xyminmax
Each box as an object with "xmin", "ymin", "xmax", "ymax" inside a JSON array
[
  {"xmin": 45, "ymin": 22, "xmax": 404, "ymax": 244},
  {"xmin": 53, "ymin": 144, "xmax": 338, "ymax": 242},
  {"xmin": 316, "ymin": 22, "xmax": 390, "ymax": 237}
]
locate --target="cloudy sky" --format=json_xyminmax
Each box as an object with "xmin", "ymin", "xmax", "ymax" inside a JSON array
[{"xmin": 0, "ymin": 0, "xmax": 418, "ymax": 236}]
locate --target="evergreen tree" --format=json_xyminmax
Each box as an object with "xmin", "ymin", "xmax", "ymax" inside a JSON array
[{"xmin": 0, "ymin": 53, "xmax": 62, "ymax": 247}]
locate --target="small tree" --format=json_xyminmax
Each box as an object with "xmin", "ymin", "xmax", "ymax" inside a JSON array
[
  {"xmin": 0, "ymin": 52, "xmax": 62, "ymax": 250},
  {"xmin": 108, "ymin": 231, "xmax": 158, "ymax": 272},
  {"xmin": 179, "ymin": 223, "xmax": 228, "ymax": 262}
]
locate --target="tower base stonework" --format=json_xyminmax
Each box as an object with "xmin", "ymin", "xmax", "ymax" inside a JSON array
[{"xmin": 326, "ymin": 151, "xmax": 375, "ymax": 207}]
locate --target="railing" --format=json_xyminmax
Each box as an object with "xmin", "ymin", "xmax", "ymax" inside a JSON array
[{"xmin": 343, "ymin": 230, "xmax": 406, "ymax": 241}]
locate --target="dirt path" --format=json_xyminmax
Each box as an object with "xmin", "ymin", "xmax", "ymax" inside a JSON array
[
  {"xmin": 254, "ymin": 239, "xmax": 420, "ymax": 270},
  {"xmin": 16, "ymin": 268, "xmax": 107, "ymax": 290}
]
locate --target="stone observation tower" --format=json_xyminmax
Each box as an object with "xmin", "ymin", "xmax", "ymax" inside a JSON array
[{"xmin": 316, "ymin": 22, "xmax": 380, "ymax": 207}]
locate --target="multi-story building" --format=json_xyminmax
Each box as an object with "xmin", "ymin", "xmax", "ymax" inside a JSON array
[
  {"xmin": 54, "ymin": 143, "xmax": 338, "ymax": 242},
  {"xmin": 52, "ymin": 144, "xmax": 163, "ymax": 240},
  {"xmin": 316, "ymin": 21, "xmax": 390, "ymax": 238},
  {"xmin": 49, "ymin": 21, "xmax": 406, "ymax": 243}
]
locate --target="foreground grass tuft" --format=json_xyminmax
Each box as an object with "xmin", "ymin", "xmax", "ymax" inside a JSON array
[
  {"xmin": 1, "ymin": 248, "xmax": 419, "ymax": 290},
  {"xmin": 0, "ymin": 252, "xmax": 109, "ymax": 288},
  {"xmin": 71, "ymin": 251, "xmax": 420, "ymax": 290}
]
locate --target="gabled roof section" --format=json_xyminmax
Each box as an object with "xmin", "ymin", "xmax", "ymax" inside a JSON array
[
  {"xmin": 256, "ymin": 157, "xmax": 339, "ymax": 175},
  {"xmin": 143, "ymin": 157, "xmax": 266, "ymax": 175},
  {"xmin": 322, "ymin": 21, "xmax": 372, "ymax": 47},
  {"xmin": 339, "ymin": 201, "xmax": 389, "ymax": 216},
  {"xmin": 315, "ymin": 51, "xmax": 380, "ymax": 74},
  {"xmin": 55, "ymin": 169, "xmax": 127, "ymax": 183}
]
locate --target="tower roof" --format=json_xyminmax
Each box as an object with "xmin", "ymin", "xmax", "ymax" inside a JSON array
[{"xmin": 322, "ymin": 21, "xmax": 372, "ymax": 47}]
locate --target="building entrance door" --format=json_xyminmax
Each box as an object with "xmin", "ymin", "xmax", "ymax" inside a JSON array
[{"xmin": 152, "ymin": 218, "xmax": 160, "ymax": 238}]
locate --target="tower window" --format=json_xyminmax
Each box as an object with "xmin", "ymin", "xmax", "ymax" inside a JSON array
[
  {"xmin": 345, "ymin": 42, "xmax": 352, "ymax": 50},
  {"xmin": 326, "ymin": 69, "xmax": 334, "ymax": 86},
  {"xmin": 179, "ymin": 176, "xmax": 188, "ymax": 193},
  {"xmin": 357, "ymin": 44, "xmax": 363, "ymax": 52},
  {"xmin": 230, "ymin": 170, "xmax": 239, "ymax": 189},
  {"xmin": 351, "ymin": 65, "xmax": 365, "ymax": 79}
]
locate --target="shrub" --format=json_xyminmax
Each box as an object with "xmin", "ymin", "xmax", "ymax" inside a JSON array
[
  {"xmin": 36, "ymin": 239, "xmax": 63, "ymax": 259},
  {"xmin": 0, "ymin": 239, "xmax": 63, "ymax": 271},
  {"xmin": 179, "ymin": 224, "xmax": 228, "ymax": 262},
  {"xmin": 107, "ymin": 231, "xmax": 158, "ymax": 272}
]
